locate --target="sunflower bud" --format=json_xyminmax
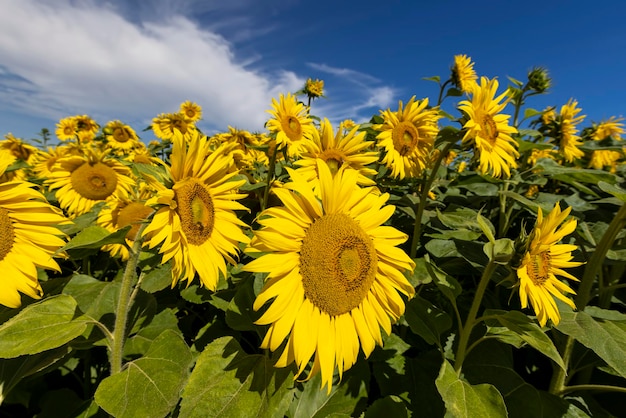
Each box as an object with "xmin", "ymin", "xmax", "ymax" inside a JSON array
[{"xmin": 527, "ymin": 67, "xmax": 551, "ymax": 93}]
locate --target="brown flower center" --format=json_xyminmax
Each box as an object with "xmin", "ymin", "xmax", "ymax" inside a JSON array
[
  {"xmin": 0, "ymin": 208, "xmax": 15, "ymax": 261},
  {"xmin": 528, "ymin": 251, "xmax": 552, "ymax": 285},
  {"xmin": 175, "ymin": 180, "xmax": 215, "ymax": 245},
  {"xmin": 480, "ymin": 114, "xmax": 499, "ymax": 145},
  {"xmin": 70, "ymin": 162, "xmax": 119, "ymax": 200},
  {"xmin": 300, "ymin": 213, "xmax": 378, "ymax": 316},
  {"xmin": 113, "ymin": 202, "xmax": 154, "ymax": 240},
  {"xmin": 282, "ymin": 116, "xmax": 303, "ymax": 141},
  {"xmin": 112, "ymin": 127, "xmax": 130, "ymax": 143},
  {"xmin": 392, "ymin": 121, "xmax": 419, "ymax": 156}
]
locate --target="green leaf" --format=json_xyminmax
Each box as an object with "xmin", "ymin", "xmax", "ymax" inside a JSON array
[
  {"xmin": 95, "ymin": 329, "xmax": 192, "ymax": 418},
  {"xmin": 405, "ymin": 296, "xmax": 451, "ymax": 346},
  {"xmin": 57, "ymin": 202, "xmax": 105, "ymax": 235},
  {"xmin": 556, "ymin": 308, "xmax": 626, "ymax": 379},
  {"xmin": 61, "ymin": 225, "xmax": 131, "ymax": 252},
  {"xmin": 523, "ymin": 108, "xmax": 543, "ymax": 120},
  {"xmin": 124, "ymin": 309, "xmax": 180, "ymax": 356},
  {"xmin": 180, "ymin": 336, "xmax": 294, "ymax": 418},
  {"xmin": 225, "ymin": 277, "xmax": 259, "ymax": 331},
  {"xmin": 445, "ymin": 87, "xmax": 463, "ymax": 97},
  {"xmin": 423, "ymin": 256, "xmax": 462, "ymax": 301},
  {"xmin": 0, "ymin": 295, "xmax": 87, "ymax": 358},
  {"xmin": 435, "ymin": 360, "xmax": 507, "ymax": 418},
  {"xmin": 482, "ymin": 239, "xmax": 515, "ymax": 264},
  {"xmin": 364, "ymin": 396, "xmax": 408, "ymax": 417},
  {"xmin": 535, "ymin": 159, "xmax": 618, "ymax": 187},
  {"xmin": 140, "ymin": 263, "xmax": 173, "ymax": 293},
  {"xmin": 598, "ymin": 181, "xmax": 626, "ymax": 202},
  {"xmin": 423, "ymin": 75, "xmax": 441, "ymax": 83},
  {"xmin": 476, "ymin": 211, "xmax": 496, "ymax": 244},
  {"xmin": 485, "ymin": 310, "xmax": 565, "ymax": 370}
]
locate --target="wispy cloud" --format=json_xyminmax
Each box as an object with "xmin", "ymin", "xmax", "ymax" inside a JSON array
[{"xmin": 0, "ymin": 0, "xmax": 303, "ymax": 134}]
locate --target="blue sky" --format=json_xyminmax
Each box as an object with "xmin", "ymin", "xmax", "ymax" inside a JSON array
[{"xmin": 0, "ymin": 0, "xmax": 624, "ymax": 142}]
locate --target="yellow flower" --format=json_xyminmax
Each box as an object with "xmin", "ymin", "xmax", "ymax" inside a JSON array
[
  {"xmin": 0, "ymin": 154, "xmax": 67, "ymax": 308},
  {"xmin": 74, "ymin": 115, "xmax": 100, "ymax": 143},
  {"xmin": 32, "ymin": 145, "xmax": 73, "ymax": 180},
  {"xmin": 266, "ymin": 93, "xmax": 316, "ymax": 158},
  {"xmin": 152, "ymin": 113, "xmax": 195, "ymax": 140},
  {"xmin": 443, "ymin": 150, "xmax": 458, "ymax": 166},
  {"xmin": 342, "ymin": 119, "xmax": 357, "ymax": 131},
  {"xmin": 517, "ymin": 203, "xmax": 582, "ymax": 327},
  {"xmin": 592, "ymin": 117, "xmax": 624, "ymax": 141},
  {"xmin": 557, "ymin": 99, "xmax": 585, "ymax": 163},
  {"xmin": 104, "ymin": 120, "xmax": 140, "ymax": 154},
  {"xmin": 451, "ymin": 54, "xmax": 478, "ymax": 94},
  {"xmin": 459, "ymin": 77, "xmax": 519, "ymax": 178},
  {"xmin": 245, "ymin": 161, "xmax": 415, "ymax": 392},
  {"xmin": 0, "ymin": 134, "xmax": 38, "ymax": 181},
  {"xmin": 56, "ymin": 116, "xmax": 79, "ymax": 141},
  {"xmin": 179, "ymin": 101, "xmax": 203, "ymax": 122},
  {"xmin": 216, "ymin": 126, "xmax": 269, "ymax": 168},
  {"xmin": 527, "ymin": 148, "xmax": 556, "ymax": 166},
  {"xmin": 541, "ymin": 107, "xmax": 556, "ymax": 126},
  {"xmin": 304, "ymin": 78, "xmax": 324, "ymax": 98},
  {"xmin": 143, "ymin": 130, "xmax": 249, "ymax": 290},
  {"xmin": 295, "ymin": 118, "xmax": 378, "ymax": 189},
  {"xmin": 375, "ymin": 96, "xmax": 440, "ymax": 179},
  {"xmin": 588, "ymin": 150, "xmax": 622, "ymax": 171},
  {"xmin": 46, "ymin": 150, "xmax": 135, "ymax": 217}
]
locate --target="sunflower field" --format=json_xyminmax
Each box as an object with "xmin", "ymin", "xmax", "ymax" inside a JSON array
[{"xmin": 1, "ymin": 57, "xmax": 625, "ymax": 418}]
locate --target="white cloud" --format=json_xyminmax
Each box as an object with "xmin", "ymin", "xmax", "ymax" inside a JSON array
[{"xmin": 0, "ymin": 0, "xmax": 304, "ymax": 133}]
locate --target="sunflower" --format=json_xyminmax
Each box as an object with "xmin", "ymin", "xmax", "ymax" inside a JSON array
[
  {"xmin": 0, "ymin": 154, "xmax": 67, "ymax": 308},
  {"xmin": 104, "ymin": 120, "xmax": 140, "ymax": 154},
  {"xmin": 152, "ymin": 112, "xmax": 195, "ymax": 140},
  {"xmin": 32, "ymin": 145, "xmax": 73, "ymax": 181},
  {"xmin": 304, "ymin": 78, "xmax": 324, "ymax": 99},
  {"xmin": 527, "ymin": 148, "xmax": 556, "ymax": 166},
  {"xmin": 216, "ymin": 126, "xmax": 269, "ymax": 168},
  {"xmin": 588, "ymin": 150, "xmax": 622, "ymax": 171},
  {"xmin": 375, "ymin": 96, "xmax": 440, "ymax": 179},
  {"xmin": 556, "ymin": 99, "xmax": 585, "ymax": 163},
  {"xmin": 516, "ymin": 203, "xmax": 583, "ymax": 327},
  {"xmin": 98, "ymin": 193, "xmax": 155, "ymax": 261},
  {"xmin": 244, "ymin": 161, "xmax": 415, "ymax": 392},
  {"xmin": 266, "ymin": 93, "xmax": 316, "ymax": 159},
  {"xmin": 451, "ymin": 54, "xmax": 478, "ymax": 94},
  {"xmin": 459, "ymin": 77, "xmax": 519, "ymax": 178},
  {"xmin": 74, "ymin": 115, "xmax": 100, "ymax": 143},
  {"xmin": 295, "ymin": 118, "xmax": 377, "ymax": 188},
  {"xmin": 592, "ymin": 116, "xmax": 624, "ymax": 141},
  {"xmin": 46, "ymin": 150, "xmax": 135, "ymax": 217},
  {"xmin": 0, "ymin": 134, "xmax": 39, "ymax": 181},
  {"xmin": 179, "ymin": 101, "xmax": 203, "ymax": 122},
  {"xmin": 142, "ymin": 130, "xmax": 249, "ymax": 290},
  {"xmin": 56, "ymin": 116, "xmax": 79, "ymax": 141}
]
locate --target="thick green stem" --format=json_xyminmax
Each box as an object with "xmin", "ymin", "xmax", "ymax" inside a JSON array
[
  {"xmin": 575, "ymin": 203, "xmax": 626, "ymax": 310},
  {"xmin": 436, "ymin": 80, "xmax": 451, "ymax": 107},
  {"xmin": 559, "ymin": 384, "xmax": 626, "ymax": 396},
  {"xmin": 110, "ymin": 225, "xmax": 147, "ymax": 375},
  {"xmin": 261, "ymin": 144, "xmax": 278, "ymax": 212},
  {"xmin": 409, "ymin": 142, "xmax": 453, "ymax": 259},
  {"xmin": 548, "ymin": 332, "xmax": 575, "ymax": 395},
  {"xmin": 454, "ymin": 259, "xmax": 497, "ymax": 373}
]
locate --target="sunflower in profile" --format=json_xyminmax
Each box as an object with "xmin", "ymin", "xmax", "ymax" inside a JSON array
[
  {"xmin": 0, "ymin": 134, "xmax": 39, "ymax": 181},
  {"xmin": 588, "ymin": 150, "xmax": 622, "ymax": 171},
  {"xmin": 556, "ymin": 99, "xmax": 585, "ymax": 163},
  {"xmin": 266, "ymin": 93, "xmax": 316, "ymax": 159},
  {"xmin": 541, "ymin": 107, "xmax": 556, "ymax": 126},
  {"xmin": 46, "ymin": 150, "xmax": 135, "ymax": 217},
  {"xmin": 245, "ymin": 161, "xmax": 415, "ymax": 392},
  {"xmin": 179, "ymin": 101, "xmax": 203, "ymax": 122},
  {"xmin": 527, "ymin": 148, "xmax": 556, "ymax": 166},
  {"xmin": 143, "ymin": 130, "xmax": 249, "ymax": 290},
  {"xmin": 104, "ymin": 120, "xmax": 140, "ymax": 154},
  {"xmin": 152, "ymin": 112, "xmax": 195, "ymax": 140},
  {"xmin": 295, "ymin": 118, "xmax": 378, "ymax": 188},
  {"xmin": 451, "ymin": 54, "xmax": 478, "ymax": 94},
  {"xmin": 56, "ymin": 116, "xmax": 79, "ymax": 141},
  {"xmin": 592, "ymin": 116, "xmax": 624, "ymax": 141},
  {"xmin": 0, "ymin": 154, "xmax": 67, "ymax": 308},
  {"xmin": 375, "ymin": 96, "xmax": 440, "ymax": 179},
  {"xmin": 98, "ymin": 191, "xmax": 155, "ymax": 261},
  {"xmin": 516, "ymin": 203, "xmax": 583, "ymax": 327},
  {"xmin": 459, "ymin": 77, "xmax": 519, "ymax": 178}
]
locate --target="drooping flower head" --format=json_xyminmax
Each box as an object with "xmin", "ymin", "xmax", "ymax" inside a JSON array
[
  {"xmin": 451, "ymin": 55, "xmax": 478, "ymax": 94},
  {"xmin": 556, "ymin": 99, "xmax": 585, "ymax": 163},
  {"xmin": 266, "ymin": 93, "xmax": 316, "ymax": 159},
  {"xmin": 46, "ymin": 150, "xmax": 135, "ymax": 217},
  {"xmin": 295, "ymin": 118, "xmax": 378, "ymax": 189},
  {"xmin": 375, "ymin": 96, "xmax": 440, "ymax": 179},
  {"xmin": 143, "ymin": 130, "xmax": 249, "ymax": 290},
  {"xmin": 0, "ymin": 153, "xmax": 67, "ymax": 308},
  {"xmin": 245, "ymin": 161, "xmax": 415, "ymax": 392},
  {"xmin": 527, "ymin": 148, "xmax": 556, "ymax": 166},
  {"xmin": 592, "ymin": 116, "xmax": 624, "ymax": 141},
  {"xmin": 459, "ymin": 77, "xmax": 519, "ymax": 178},
  {"xmin": 516, "ymin": 203, "xmax": 583, "ymax": 326}
]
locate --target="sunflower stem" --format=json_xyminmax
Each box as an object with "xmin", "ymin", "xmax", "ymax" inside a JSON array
[
  {"xmin": 454, "ymin": 259, "xmax": 496, "ymax": 373},
  {"xmin": 261, "ymin": 143, "xmax": 278, "ymax": 212},
  {"xmin": 436, "ymin": 79, "xmax": 451, "ymax": 107},
  {"xmin": 548, "ymin": 334, "xmax": 575, "ymax": 395},
  {"xmin": 558, "ymin": 384, "xmax": 626, "ymax": 396},
  {"xmin": 110, "ymin": 224, "xmax": 147, "ymax": 375},
  {"xmin": 575, "ymin": 203, "xmax": 626, "ymax": 310}
]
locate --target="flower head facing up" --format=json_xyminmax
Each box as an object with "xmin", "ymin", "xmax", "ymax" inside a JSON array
[
  {"xmin": 516, "ymin": 203, "xmax": 583, "ymax": 327},
  {"xmin": 459, "ymin": 77, "xmax": 519, "ymax": 178},
  {"xmin": 375, "ymin": 96, "xmax": 440, "ymax": 179},
  {"xmin": 451, "ymin": 54, "xmax": 478, "ymax": 94},
  {"xmin": 245, "ymin": 161, "xmax": 415, "ymax": 392},
  {"xmin": 143, "ymin": 130, "xmax": 249, "ymax": 290},
  {"xmin": 266, "ymin": 93, "xmax": 316, "ymax": 158},
  {"xmin": 0, "ymin": 154, "xmax": 67, "ymax": 308}
]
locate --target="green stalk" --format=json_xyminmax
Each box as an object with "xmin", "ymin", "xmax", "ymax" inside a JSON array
[
  {"xmin": 261, "ymin": 144, "xmax": 278, "ymax": 212},
  {"xmin": 110, "ymin": 224, "xmax": 147, "ymax": 375},
  {"xmin": 454, "ymin": 259, "xmax": 497, "ymax": 373},
  {"xmin": 436, "ymin": 80, "xmax": 452, "ymax": 107},
  {"xmin": 548, "ymin": 332, "xmax": 574, "ymax": 395},
  {"xmin": 409, "ymin": 142, "xmax": 453, "ymax": 259},
  {"xmin": 575, "ymin": 203, "xmax": 626, "ymax": 310}
]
